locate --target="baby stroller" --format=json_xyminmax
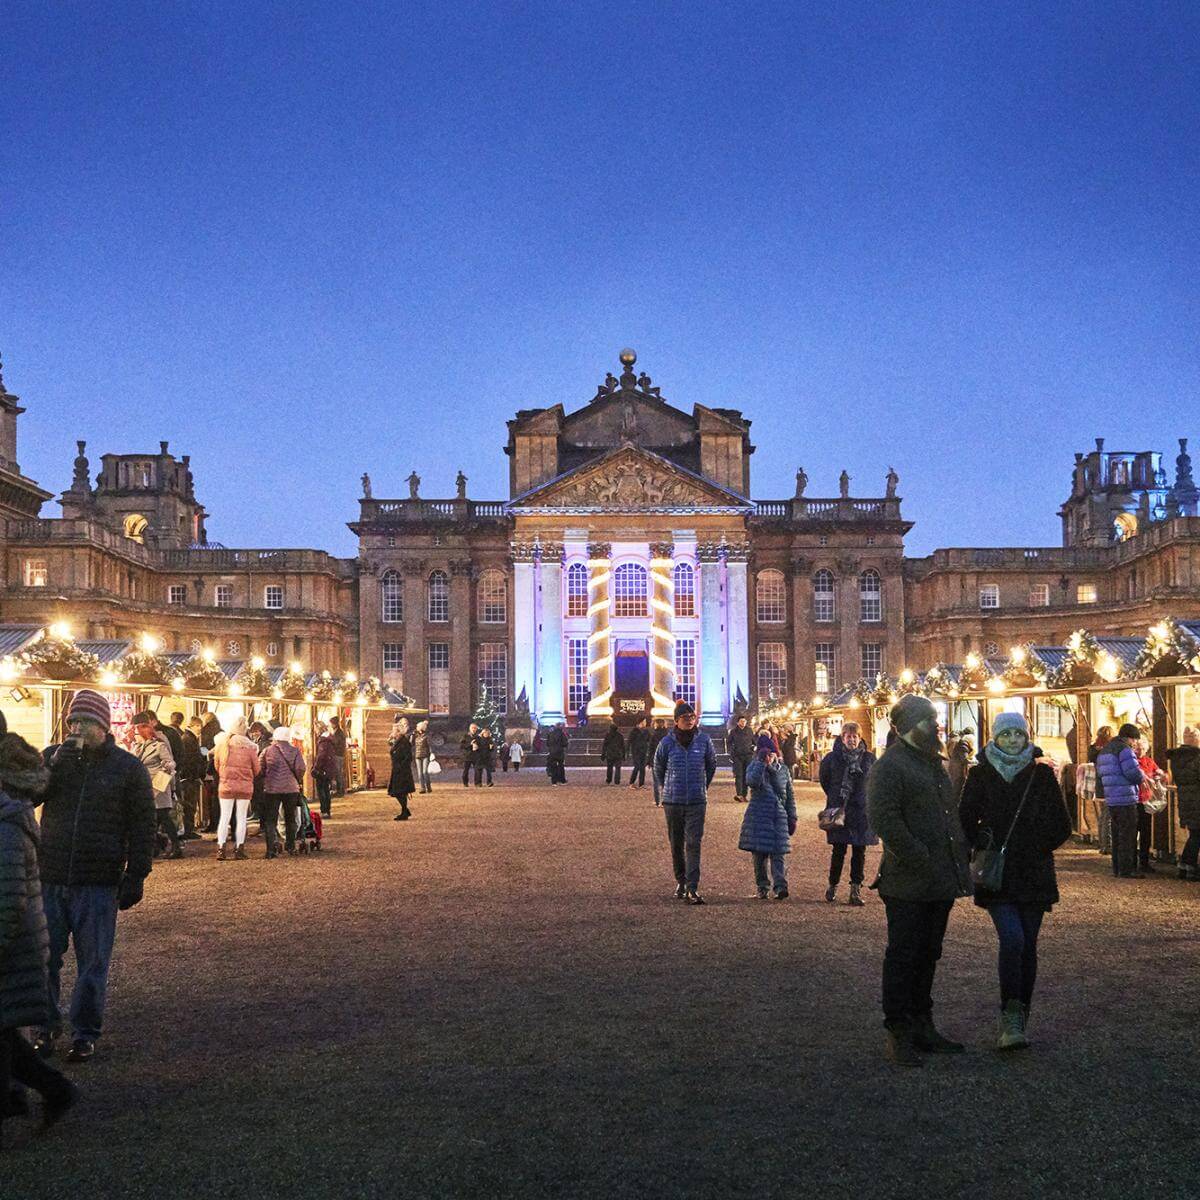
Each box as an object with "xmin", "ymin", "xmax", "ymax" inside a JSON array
[{"xmin": 296, "ymin": 796, "xmax": 322, "ymax": 853}]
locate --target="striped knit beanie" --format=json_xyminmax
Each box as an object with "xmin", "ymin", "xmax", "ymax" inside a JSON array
[{"xmin": 68, "ymin": 689, "xmax": 111, "ymax": 732}]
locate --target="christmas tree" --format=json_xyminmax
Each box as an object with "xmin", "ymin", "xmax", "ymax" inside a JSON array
[{"xmin": 472, "ymin": 683, "xmax": 504, "ymax": 741}]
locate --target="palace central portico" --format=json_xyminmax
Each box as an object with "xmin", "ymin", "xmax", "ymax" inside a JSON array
[{"xmin": 351, "ymin": 349, "xmax": 911, "ymax": 729}]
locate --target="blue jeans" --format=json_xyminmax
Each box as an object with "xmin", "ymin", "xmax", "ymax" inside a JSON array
[
  {"xmin": 415, "ymin": 757, "xmax": 432, "ymax": 793},
  {"xmin": 41, "ymin": 883, "xmax": 120, "ymax": 1042},
  {"xmin": 988, "ymin": 902, "xmax": 1045, "ymax": 1008},
  {"xmin": 664, "ymin": 803, "xmax": 706, "ymax": 889},
  {"xmin": 752, "ymin": 851, "xmax": 787, "ymax": 894}
]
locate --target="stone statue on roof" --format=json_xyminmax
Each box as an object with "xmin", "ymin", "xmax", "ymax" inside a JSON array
[{"xmin": 407, "ymin": 471, "xmax": 421, "ymax": 500}]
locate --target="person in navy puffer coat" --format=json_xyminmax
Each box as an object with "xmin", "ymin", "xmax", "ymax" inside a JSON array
[
  {"xmin": 819, "ymin": 724, "xmax": 878, "ymax": 906},
  {"xmin": 653, "ymin": 702, "xmax": 716, "ymax": 903},
  {"xmin": 1095, "ymin": 723, "xmax": 1145, "ymax": 878},
  {"xmin": 738, "ymin": 752, "xmax": 797, "ymax": 899}
]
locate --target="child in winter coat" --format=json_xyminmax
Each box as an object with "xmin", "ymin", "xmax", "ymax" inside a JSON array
[{"xmin": 738, "ymin": 751, "xmax": 798, "ymax": 899}]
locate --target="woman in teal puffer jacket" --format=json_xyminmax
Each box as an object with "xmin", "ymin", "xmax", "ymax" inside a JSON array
[{"xmin": 738, "ymin": 751, "xmax": 798, "ymax": 900}]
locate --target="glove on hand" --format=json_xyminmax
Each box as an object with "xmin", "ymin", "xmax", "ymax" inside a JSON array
[{"xmin": 117, "ymin": 876, "xmax": 145, "ymax": 911}]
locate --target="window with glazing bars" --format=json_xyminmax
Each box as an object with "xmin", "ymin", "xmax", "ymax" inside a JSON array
[
  {"xmin": 756, "ymin": 570, "xmax": 786, "ymax": 623},
  {"xmin": 674, "ymin": 638, "xmax": 697, "ymax": 705},
  {"xmin": 757, "ymin": 642, "xmax": 788, "ymax": 699},
  {"xmin": 814, "ymin": 643, "xmax": 836, "ymax": 693},
  {"xmin": 567, "ymin": 637, "xmax": 589, "ymax": 712},
  {"xmin": 673, "ymin": 561, "xmax": 695, "ymax": 617},
  {"xmin": 813, "ymin": 569, "xmax": 835, "ymax": 622},
  {"xmin": 860, "ymin": 642, "xmax": 883, "ymax": 678},
  {"xmin": 478, "ymin": 571, "xmax": 506, "ymax": 623},
  {"xmin": 859, "ymin": 570, "xmax": 882, "ymax": 622},
  {"xmin": 612, "ymin": 562, "xmax": 647, "ymax": 618},
  {"xmin": 566, "ymin": 562, "xmax": 589, "ymax": 618},
  {"xmin": 428, "ymin": 642, "xmax": 450, "ymax": 713},
  {"xmin": 381, "ymin": 570, "xmax": 403, "ymax": 622},
  {"xmin": 477, "ymin": 643, "xmax": 508, "ymax": 713},
  {"xmin": 427, "ymin": 570, "xmax": 449, "ymax": 622}
]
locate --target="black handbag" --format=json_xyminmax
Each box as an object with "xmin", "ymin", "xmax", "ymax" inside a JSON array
[
  {"xmin": 818, "ymin": 805, "xmax": 846, "ymax": 831},
  {"xmin": 970, "ymin": 770, "xmax": 1035, "ymax": 891}
]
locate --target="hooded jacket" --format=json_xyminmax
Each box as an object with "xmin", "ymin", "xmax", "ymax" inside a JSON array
[
  {"xmin": 738, "ymin": 758, "xmax": 797, "ymax": 855},
  {"xmin": 261, "ymin": 732, "xmax": 306, "ymax": 795},
  {"xmin": 214, "ymin": 732, "xmax": 262, "ymax": 798},
  {"xmin": 39, "ymin": 734, "xmax": 156, "ymax": 887},
  {"xmin": 1095, "ymin": 736, "xmax": 1144, "ymax": 807},
  {"xmin": 0, "ymin": 738, "xmax": 52, "ymax": 1029}
]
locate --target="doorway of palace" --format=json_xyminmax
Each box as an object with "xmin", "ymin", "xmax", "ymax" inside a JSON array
[{"xmin": 613, "ymin": 638, "xmax": 650, "ymax": 725}]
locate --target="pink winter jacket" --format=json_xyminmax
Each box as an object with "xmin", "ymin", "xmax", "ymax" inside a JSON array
[{"xmin": 215, "ymin": 734, "xmax": 261, "ymax": 798}]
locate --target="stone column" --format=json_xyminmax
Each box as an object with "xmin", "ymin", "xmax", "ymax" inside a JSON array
[
  {"xmin": 449, "ymin": 560, "xmax": 473, "ymax": 717},
  {"xmin": 698, "ymin": 541, "xmax": 725, "ymax": 724},
  {"xmin": 538, "ymin": 543, "xmax": 566, "ymax": 724},
  {"xmin": 585, "ymin": 541, "xmax": 613, "ymax": 718},
  {"xmin": 725, "ymin": 542, "xmax": 751, "ymax": 714},
  {"xmin": 648, "ymin": 541, "xmax": 676, "ymax": 717},
  {"xmin": 511, "ymin": 542, "xmax": 538, "ymax": 717},
  {"xmin": 791, "ymin": 556, "xmax": 813, "ymax": 705},
  {"xmin": 402, "ymin": 559, "xmax": 427, "ymax": 706},
  {"xmin": 359, "ymin": 566, "xmax": 381, "ymax": 683},
  {"xmin": 837, "ymin": 557, "xmax": 860, "ymax": 691}
]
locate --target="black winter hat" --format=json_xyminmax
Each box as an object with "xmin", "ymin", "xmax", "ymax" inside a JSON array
[
  {"xmin": 890, "ymin": 694, "xmax": 937, "ymax": 735},
  {"xmin": 673, "ymin": 700, "xmax": 695, "ymax": 719},
  {"xmin": 1117, "ymin": 723, "xmax": 1141, "ymax": 740}
]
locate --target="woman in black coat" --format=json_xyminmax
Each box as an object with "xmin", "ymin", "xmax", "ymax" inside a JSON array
[
  {"xmin": 1167, "ymin": 728, "xmax": 1200, "ymax": 880},
  {"xmin": 959, "ymin": 712, "xmax": 1071, "ymax": 1051},
  {"xmin": 388, "ymin": 718, "xmax": 415, "ymax": 821},
  {"xmin": 817, "ymin": 723, "xmax": 877, "ymax": 906}
]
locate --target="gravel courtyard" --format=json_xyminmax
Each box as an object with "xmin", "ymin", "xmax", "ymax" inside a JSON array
[{"xmin": 5, "ymin": 771, "xmax": 1198, "ymax": 1199}]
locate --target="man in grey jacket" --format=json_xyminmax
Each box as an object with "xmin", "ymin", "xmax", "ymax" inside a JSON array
[{"xmin": 867, "ymin": 694, "xmax": 971, "ymax": 1067}]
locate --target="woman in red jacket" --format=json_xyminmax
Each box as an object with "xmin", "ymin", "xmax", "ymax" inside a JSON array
[
  {"xmin": 1135, "ymin": 737, "xmax": 1166, "ymax": 874},
  {"xmin": 213, "ymin": 717, "xmax": 261, "ymax": 861}
]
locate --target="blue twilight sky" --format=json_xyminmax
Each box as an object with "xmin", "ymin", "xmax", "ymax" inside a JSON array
[{"xmin": 3, "ymin": 1, "xmax": 1198, "ymax": 557}]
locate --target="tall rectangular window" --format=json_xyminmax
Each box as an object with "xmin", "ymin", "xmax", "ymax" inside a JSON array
[
  {"xmin": 1077, "ymin": 584, "xmax": 1097, "ymax": 604},
  {"xmin": 167, "ymin": 584, "xmax": 187, "ymax": 606},
  {"xmin": 22, "ymin": 559, "xmax": 48, "ymax": 587},
  {"xmin": 478, "ymin": 643, "xmax": 508, "ymax": 714},
  {"xmin": 214, "ymin": 584, "xmax": 233, "ymax": 608},
  {"xmin": 756, "ymin": 571, "xmax": 786, "ymax": 623},
  {"xmin": 814, "ymin": 643, "xmax": 836, "ymax": 693},
  {"xmin": 812, "ymin": 569, "xmax": 835, "ymax": 622},
  {"xmin": 860, "ymin": 642, "xmax": 883, "ymax": 678},
  {"xmin": 382, "ymin": 643, "xmax": 404, "ymax": 675},
  {"xmin": 567, "ymin": 637, "xmax": 589, "ymax": 714},
  {"xmin": 673, "ymin": 562, "xmax": 696, "ymax": 618},
  {"xmin": 1029, "ymin": 583, "xmax": 1050, "ymax": 607},
  {"xmin": 264, "ymin": 585, "xmax": 284, "ymax": 610},
  {"xmin": 979, "ymin": 584, "xmax": 1000, "ymax": 610},
  {"xmin": 428, "ymin": 642, "xmax": 450, "ymax": 714},
  {"xmin": 674, "ymin": 637, "xmax": 697, "ymax": 706},
  {"xmin": 757, "ymin": 642, "xmax": 788, "ymax": 700}
]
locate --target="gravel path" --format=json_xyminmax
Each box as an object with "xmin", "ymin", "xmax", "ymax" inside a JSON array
[{"xmin": 4, "ymin": 770, "xmax": 1198, "ymax": 1198}]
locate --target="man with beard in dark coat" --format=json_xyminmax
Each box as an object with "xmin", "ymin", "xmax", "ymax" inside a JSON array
[{"xmin": 34, "ymin": 691, "xmax": 155, "ymax": 1064}]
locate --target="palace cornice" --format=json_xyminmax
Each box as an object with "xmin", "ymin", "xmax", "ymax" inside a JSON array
[{"xmin": 508, "ymin": 504, "xmax": 750, "ymax": 516}]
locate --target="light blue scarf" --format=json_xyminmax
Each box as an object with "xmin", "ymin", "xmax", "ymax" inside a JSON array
[{"xmin": 984, "ymin": 740, "xmax": 1034, "ymax": 783}]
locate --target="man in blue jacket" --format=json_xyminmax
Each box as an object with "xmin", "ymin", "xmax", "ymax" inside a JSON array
[
  {"xmin": 653, "ymin": 701, "xmax": 717, "ymax": 904},
  {"xmin": 1095, "ymin": 723, "xmax": 1146, "ymax": 878}
]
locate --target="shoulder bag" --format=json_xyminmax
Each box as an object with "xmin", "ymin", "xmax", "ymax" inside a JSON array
[{"xmin": 970, "ymin": 769, "xmax": 1036, "ymax": 891}]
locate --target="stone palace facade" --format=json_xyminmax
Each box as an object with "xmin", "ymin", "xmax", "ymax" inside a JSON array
[{"xmin": 2, "ymin": 349, "xmax": 1198, "ymax": 726}]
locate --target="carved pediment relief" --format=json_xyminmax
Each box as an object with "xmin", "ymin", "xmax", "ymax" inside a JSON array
[{"xmin": 513, "ymin": 447, "xmax": 749, "ymax": 512}]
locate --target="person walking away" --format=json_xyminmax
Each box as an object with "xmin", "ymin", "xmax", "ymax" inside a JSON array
[
  {"xmin": 131, "ymin": 712, "xmax": 182, "ymax": 861},
  {"xmin": 177, "ymin": 717, "xmax": 205, "ymax": 840},
  {"xmin": 1088, "ymin": 726, "xmax": 1113, "ymax": 855},
  {"xmin": 499, "ymin": 740, "xmax": 511, "ymax": 773},
  {"xmin": 388, "ymin": 718, "xmax": 415, "ymax": 820},
  {"xmin": 727, "ymin": 715, "xmax": 755, "ymax": 803},
  {"xmin": 1095, "ymin": 724, "xmax": 1146, "ymax": 878},
  {"xmin": 508, "ymin": 739, "xmax": 524, "ymax": 773},
  {"xmin": 819, "ymin": 722, "xmax": 878, "ymax": 906},
  {"xmin": 0, "ymin": 727, "xmax": 79, "ymax": 1144},
  {"xmin": 627, "ymin": 718, "xmax": 650, "ymax": 789},
  {"xmin": 866, "ymin": 694, "xmax": 971, "ymax": 1067},
  {"xmin": 1168, "ymin": 728, "xmax": 1200, "ymax": 880},
  {"xmin": 959, "ymin": 712, "xmax": 1071, "ymax": 1050},
  {"xmin": 460, "ymin": 725, "xmax": 481, "ymax": 787},
  {"xmin": 648, "ymin": 720, "xmax": 667, "ymax": 805},
  {"xmin": 329, "ymin": 717, "xmax": 348, "ymax": 797},
  {"xmin": 601, "ymin": 725, "xmax": 625, "ymax": 785},
  {"xmin": 261, "ymin": 727, "xmax": 306, "ymax": 856},
  {"xmin": 34, "ymin": 690, "xmax": 155, "ymax": 1063},
  {"xmin": 200, "ymin": 711, "xmax": 222, "ymax": 832},
  {"xmin": 312, "ymin": 724, "xmax": 336, "ymax": 817},
  {"xmin": 546, "ymin": 723, "xmax": 568, "ymax": 785},
  {"xmin": 412, "ymin": 721, "xmax": 433, "ymax": 795},
  {"xmin": 1135, "ymin": 738, "xmax": 1166, "ymax": 874},
  {"xmin": 478, "ymin": 728, "xmax": 496, "ymax": 786},
  {"xmin": 781, "ymin": 726, "xmax": 798, "ymax": 780},
  {"xmin": 213, "ymin": 717, "xmax": 260, "ymax": 861},
  {"xmin": 739, "ymin": 749, "xmax": 797, "ymax": 899},
  {"xmin": 654, "ymin": 702, "xmax": 716, "ymax": 904}
]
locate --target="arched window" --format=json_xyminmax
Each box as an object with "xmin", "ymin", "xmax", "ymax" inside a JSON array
[
  {"xmin": 566, "ymin": 562, "xmax": 589, "ymax": 618},
  {"xmin": 756, "ymin": 569, "xmax": 785, "ymax": 623},
  {"xmin": 381, "ymin": 570, "xmax": 403, "ymax": 623},
  {"xmin": 859, "ymin": 569, "xmax": 882, "ymax": 623},
  {"xmin": 478, "ymin": 570, "xmax": 507, "ymax": 623},
  {"xmin": 812, "ymin": 569, "xmax": 835, "ymax": 623},
  {"xmin": 673, "ymin": 561, "xmax": 695, "ymax": 618},
  {"xmin": 427, "ymin": 570, "xmax": 449, "ymax": 623},
  {"xmin": 123, "ymin": 513, "xmax": 148, "ymax": 543},
  {"xmin": 612, "ymin": 562, "xmax": 647, "ymax": 618}
]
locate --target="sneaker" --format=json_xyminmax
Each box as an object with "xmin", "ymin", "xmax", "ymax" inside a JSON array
[
  {"xmin": 686, "ymin": 890, "xmax": 705, "ymax": 905},
  {"xmin": 41, "ymin": 1081, "xmax": 80, "ymax": 1131},
  {"xmin": 884, "ymin": 1022, "xmax": 923, "ymax": 1068},
  {"xmin": 849, "ymin": 884, "xmax": 865, "ymax": 907},
  {"xmin": 234, "ymin": 846, "xmax": 248, "ymax": 861},
  {"xmin": 825, "ymin": 885, "xmax": 837, "ymax": 903},
  {"xmin": 65, "ymin": 1039, "xmax": 94, "ymax": 1063},
  {"xmin": 996, "ymin": 1001, "xmax": 1029, "ymax": 1051},
  {"xmin": 773, "ymin": 888, "xmax": 789, "ymax": 900},
  {"xmin": 32, "ymin": 1031, "xmax": 58, "ymax": 1059},
  {"xmin": 215, "ymin": 847, "xmax": 226, "ymax": 861},
  {"xmin": 756, "ymin": 887, "xmax": 769, "ymax": 900},
  {"xmin": 673, "ymin": 883, "xmax": 687, "ymax": 900}
]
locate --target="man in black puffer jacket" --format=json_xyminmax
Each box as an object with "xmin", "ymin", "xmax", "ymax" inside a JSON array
[{"xmin": 34, "ymin": 690, "xmax": 155, "ymax": 1064}]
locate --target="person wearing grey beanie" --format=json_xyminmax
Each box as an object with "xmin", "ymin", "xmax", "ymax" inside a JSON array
[{"xmin": 866, "ymin": 693, "xmax": 971, "ymax": 1067}]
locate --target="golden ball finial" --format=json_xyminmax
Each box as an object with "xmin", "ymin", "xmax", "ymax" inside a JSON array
[{"xmin": 618, "ymin": 348, "xmax": 637, "ymax": 367}]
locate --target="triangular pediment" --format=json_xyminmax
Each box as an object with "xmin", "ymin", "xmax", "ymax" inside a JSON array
[{"xmin": 510, "ymin": 445, "xmax": 751, "ymax": 512}]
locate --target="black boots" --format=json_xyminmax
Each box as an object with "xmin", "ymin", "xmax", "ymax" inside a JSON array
[
  {"xmin": 911, "ymin": 1014, "xmax": 965, "ymax": 1054},
  {"xmin": 884, "ymin": 1021, "xmax": 923, "ymax": 1068}
]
